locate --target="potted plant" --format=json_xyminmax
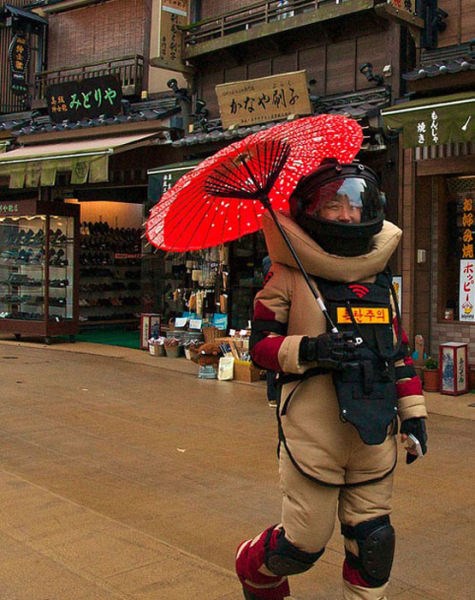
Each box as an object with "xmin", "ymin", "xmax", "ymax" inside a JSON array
[{"xmin": 423, "ymin": 356, "xmax": 439, "ymax": 392}]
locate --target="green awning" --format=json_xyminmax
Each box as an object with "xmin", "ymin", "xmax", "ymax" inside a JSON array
[
  {"xmin": 381, "ymin": 91, "xmax": 474, "ymax": 148},
  {"xmin": 0, "ymin": 133, "xmax": 161, "ymax": 188}
]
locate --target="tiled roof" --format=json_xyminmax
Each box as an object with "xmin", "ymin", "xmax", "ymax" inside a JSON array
[
  {"xmin": 172, "ymin": 87, "xmax": 391, "ymax": 148},
  {"xmin": 403, "ymin": 57, "xmax": 475, "ymax": 80},
  {"xmin": 0, "ymin": 97, "xmax": 180, "ymax": 137},
  {"xmin": 314, "ymin": 87, "xmax": 390, "ymax": 118},
  {"xmin": 402, "ymin": 42, "xmax": 475, "ymax": 81}
]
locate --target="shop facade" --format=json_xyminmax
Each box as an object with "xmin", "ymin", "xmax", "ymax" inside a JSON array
[
  {"xmin": 146, "ymin": 161, "xmax": 268, "ymax": 332},
  {"xmin": 383, "ymin": 91, "xmax": 475, "ymax": 365},
  {"xmin": 0, "ymin": 117, "xmax": 186, "ymax": 341}
]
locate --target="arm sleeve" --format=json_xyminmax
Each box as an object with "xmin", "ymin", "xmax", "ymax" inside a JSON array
[
  {"xmin": 393, "ymin": 318, "xmax": 428, "ymax": 421},
  {"xmin": 250, "ymin": 264, "xmax": 308, "ymax": 374}
]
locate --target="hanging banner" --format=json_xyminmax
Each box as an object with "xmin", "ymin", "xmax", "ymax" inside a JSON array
[
  {"xmin": 459, "ymin": 259, "xmax": 475, "ymax": 321},
  {"xmin": 381, "ymin": 92, "xmax": 474, "ymax": 148}
]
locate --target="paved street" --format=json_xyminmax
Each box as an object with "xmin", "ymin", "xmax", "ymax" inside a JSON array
[{"xmin": 0, "ymin": 339, "xmax": 473, "ymax": 599}]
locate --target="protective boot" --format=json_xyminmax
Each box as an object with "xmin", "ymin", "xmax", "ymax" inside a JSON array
[
  {"xmin": 343, "ymin": 580, "xmax": 388, "ymax": 599},
  {"xmin": 236, "ymin": 526, "xmax": 291, "ymax": 600}
]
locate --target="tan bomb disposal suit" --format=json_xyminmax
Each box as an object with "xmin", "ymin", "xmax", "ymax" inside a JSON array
[{"xmin": 237, "ymin": 211, "xmax": 427, "ymax": 600}]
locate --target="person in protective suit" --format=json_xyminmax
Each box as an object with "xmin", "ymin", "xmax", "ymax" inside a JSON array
[{"xmin": 235, "ymin": 159, "xmax": 428, "ymax": 600}]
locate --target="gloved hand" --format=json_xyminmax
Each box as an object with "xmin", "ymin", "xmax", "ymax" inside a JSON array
[
  {"xmin": 299, "ymin": 332, "xmax": 359, "ymax": 370},
  {"xmin": 400, "ymin": 417, "xmax": 428, "ymax": 464}
]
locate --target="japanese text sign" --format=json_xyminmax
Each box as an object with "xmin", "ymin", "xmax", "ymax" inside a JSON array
[
  {"xmin": 8, "ymin": 32, "xmax": 29, "ymax": 96},
  {"xmin": 459, "ymin": 196, "xmax": 474, "ymax": 260},
  {"xmin": 45, "ymin": 75, "xmax": 122, "ymax": 123},
  {"xmin": 459, "ymin": 259, "xmax": 475, "ymax": 321},
  {"xmin": 156, "ymin": 0, "xmax": 189, "ymax": 70},
  {"xmin": 382, "ymin": 93, "xmax": 474, "ymax": 148},
  {"xmin": 216, "ymin": 70, "xmax": 312, "ymax": 129}
]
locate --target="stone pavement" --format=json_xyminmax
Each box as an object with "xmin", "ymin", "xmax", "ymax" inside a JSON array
[{"xmin": 0, "ymin": 336, "xmax": 473, "ymax": 600}]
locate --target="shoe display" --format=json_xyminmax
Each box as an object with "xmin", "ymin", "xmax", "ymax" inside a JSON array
[
  {"xmin": 78, "ymin": 222, "xmax": 142, "ymax": 324},
  {"xmin": 0, "ymin": 207, "xmax": 79, "ymax": 341}
]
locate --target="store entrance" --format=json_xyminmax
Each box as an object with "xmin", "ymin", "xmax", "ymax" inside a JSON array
[
  {"xmin": 75, "ymin": 198, "xmax": 269, "ymax": 348},
  {"xmin": 76, "ymin": 200, "xmax": 143, "ymax": 348}
]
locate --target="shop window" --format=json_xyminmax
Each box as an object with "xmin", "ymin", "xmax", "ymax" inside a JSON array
[
  {"xmin": 229, "ymin": 231, "xmax": 267, "ymax": 330},
  {"xmin": 148, "ymin": 245, "xmax": 230, "ymax": 327},
  {"xmin": 442, "ymin": 177, "xmax": 475, "ymax": 323}
]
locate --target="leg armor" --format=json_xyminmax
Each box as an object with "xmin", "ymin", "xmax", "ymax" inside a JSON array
[
  {"xmin": 342, "ymin": 515, "xmax": 395, "ymax": 588},
  {"xmin": 266, "ymin": 527, "xmax": 324, "ymax": 576},
  {"xmin": 236, "ymin": 524, "xmax": 324, "ymax": 600}
]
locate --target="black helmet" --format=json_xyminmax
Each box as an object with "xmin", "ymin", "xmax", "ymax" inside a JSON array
[{"xmin": 289, "ymin": 159, "xmax": 386, "ymax": 256}]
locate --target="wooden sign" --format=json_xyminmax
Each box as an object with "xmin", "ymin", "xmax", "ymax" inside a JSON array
[
  {"xmin": 8, "ymin": 32, "xmax": 29, "ymax": 96},
  {"xmin": 216, "ymin": 70, "xmax": 312, "ymax": 129},
  {"xmin": 152, "ymin": 0, "xmax": 190, "ymax": 71}
]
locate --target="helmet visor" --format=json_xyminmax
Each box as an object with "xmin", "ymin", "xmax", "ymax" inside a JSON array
[{"xmin": 305, "ymin": 177, "xmax": 383, "ymax": 223}]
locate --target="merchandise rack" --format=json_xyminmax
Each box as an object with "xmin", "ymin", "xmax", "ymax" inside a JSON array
[{"xmin": 0, "ymin": 200, "xmax": 79, "ymax": 343}]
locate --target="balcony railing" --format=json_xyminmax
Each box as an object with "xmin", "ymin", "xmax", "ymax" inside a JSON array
[
  {"xmin": 33, "ymin": 54, "xmax": 144, "ymax": 105},
  {"xmin": 183, "ymin": 0, "xmax": 383, "ymax": 50}
]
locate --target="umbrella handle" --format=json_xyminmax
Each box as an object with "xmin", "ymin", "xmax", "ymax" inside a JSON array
[{"xmin": 260, "ymin": 196, "xmax": 339, "ymax": 334}]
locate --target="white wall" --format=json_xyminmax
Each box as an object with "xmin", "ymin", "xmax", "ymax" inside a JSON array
[{"xmin": 79, "ymin": 201, "xmax": 143, "ymax": 228}]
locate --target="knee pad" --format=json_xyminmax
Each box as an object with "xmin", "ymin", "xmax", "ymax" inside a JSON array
[
  {"xmin": 342, "ymin": 515, "xmax": 395, "ymax": 586},
  {"xmin": 265, "ymin": 528, "xmax": 324, "ymax": 576}
]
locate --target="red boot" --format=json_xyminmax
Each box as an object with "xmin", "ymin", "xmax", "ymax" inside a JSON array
[{"xmin": 236, "ymin": 526, "xmax": 291, "ymax": 600}]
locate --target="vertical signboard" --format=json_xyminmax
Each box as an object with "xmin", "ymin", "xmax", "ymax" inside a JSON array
[
  {"xmin": 459, "ymin": 259, "xmax": 475, "ymax": 321},
  {"xmin": 155, "ymin": 0, "xmax": 189, "ymax": 71},
  {"xmin": 458, "ymin": 194, "xmax": 474, "ymax": 321},
  {"xmin": 8, "ymin": 32, "xmax": 29, "ymax": 96},
  {"xmin": 460, "ymin": 195, "xmax": 474, "ymax": 260}
]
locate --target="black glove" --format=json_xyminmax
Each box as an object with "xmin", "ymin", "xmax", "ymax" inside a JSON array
[
  {"xmin": 400, "ymin": 417, "xmax": 428, "ymax": 464},
  {"xmin": 299, "ymin": 332, "xmax": 359, "ymax": 370}
]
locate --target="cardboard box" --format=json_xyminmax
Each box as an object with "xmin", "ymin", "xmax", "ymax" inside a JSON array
[{"xmin": 233, "ymin": 360, "xmax": 261, "ymax": 383}]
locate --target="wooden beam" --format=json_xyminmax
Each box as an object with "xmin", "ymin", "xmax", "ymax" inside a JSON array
[{"xmin": 416, "ymin": 155, "xmax": 475, "ymax": 176}]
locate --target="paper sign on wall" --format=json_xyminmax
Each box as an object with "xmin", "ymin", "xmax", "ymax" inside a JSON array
[{"xmin": 459, "ymin": 259, "xmax": 475, "ymax": 321}]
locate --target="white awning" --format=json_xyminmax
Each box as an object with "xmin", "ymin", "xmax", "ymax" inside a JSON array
[{"xmin": 0, "ymin": 132, "xmax": 162, "ymax": 188}]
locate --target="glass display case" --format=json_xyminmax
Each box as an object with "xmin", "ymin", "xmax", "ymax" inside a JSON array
[{"xmin": 0, "ymin": 200, "xmax": 79, "ymax": 343}]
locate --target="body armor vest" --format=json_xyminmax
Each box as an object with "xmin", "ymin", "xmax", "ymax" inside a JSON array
[{"xmin": 315, "ymin": 272, "xmax": 402, "ymax": 445}]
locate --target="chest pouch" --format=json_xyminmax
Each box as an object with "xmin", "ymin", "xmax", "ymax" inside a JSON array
[{"xmin": 316, "ymin": 274, "xmax": 401, "ymax": 445}]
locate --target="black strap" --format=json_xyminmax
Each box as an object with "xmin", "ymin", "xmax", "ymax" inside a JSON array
[
  {"xmin": 395, "ymin": 364, "xmax": 417, "ymax": 379},
  {"xmin": 279, "ymin": 367, "xmax": 327, "ymax": 415},
  {"xmin": 251, "ymin": 319, "xmax": 287, "ymax": 335}
]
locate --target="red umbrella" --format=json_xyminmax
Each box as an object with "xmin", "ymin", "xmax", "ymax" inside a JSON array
[{"xmin": 145, "ymin": 114, "xmax": 363, "ymax": 252}]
